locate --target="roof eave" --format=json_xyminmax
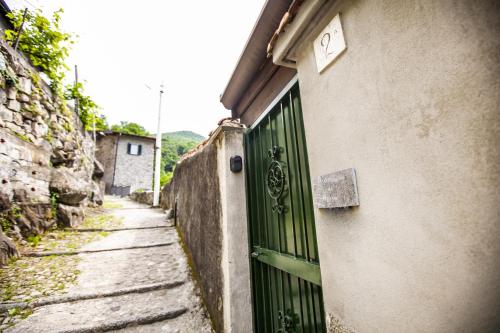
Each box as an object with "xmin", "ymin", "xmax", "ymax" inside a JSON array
[{"xmin": 220, "ymin": 0, "xmax": 292, "ymax": 111}]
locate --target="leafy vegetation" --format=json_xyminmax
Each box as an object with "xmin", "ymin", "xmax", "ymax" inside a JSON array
[
  {"xmin": 26, "ymin": 234, "xmax": 42, "ymax": 247},
  {"xmin": 4, "ymin": 8, "xmax": 72, "ymax": 86},
  {"xmin": 64, "ymin": 82, "xmax": 105, "ymax": 130},
  {"xmin": 49, "ymin": 191, "xmax": 58, "ymax": 219},
  {"xmin": 111, "ymin": 121, "xmax": 150, "ymax": 136},
  {"xmin": 4, "ymin": 8, "xmax": 102, "ymax": 131},
  {"xmin": 164, "ymin": 131, "xmax": 205, "ymax": 142},
  {"xmin": 160, "ymin": 131, "xmax": 204, "ymax": 186},
  {"xmin": 0, "ymin": 217, "xmax": 11, "ymax": 232}
]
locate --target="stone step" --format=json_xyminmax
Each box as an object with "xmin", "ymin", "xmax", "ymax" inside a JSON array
[
  {"xmin": 72, "ymin": 244, "xmax": 188, "ymax": 295},
  {"xmin": 110, "ymin": 312, "xmax": 213, "ymax": 333},
  {"xmin": 0, "ymin": 280, "xmax": 185, "ymax": 312},
  {"xmin": 111, "ymin": 209, "xmax": 169, "ymax": 228},
  {"xmin": 79, "ymin": 228, "xmax": 178, "ymax": 252},
  {"xmin": 5, "ymin": 285, "xmax": 190, "ymax": 333},
  {"xmin": 24, "ymin": 242, "xmax": 174, "ymax": 257},
  {"xmin": 68, "ymin": 225, "xmax": 173, "ymax": 233}
]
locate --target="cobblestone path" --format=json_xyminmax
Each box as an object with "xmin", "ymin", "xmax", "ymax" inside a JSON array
[{"xmin": 5, "ymin": 197, "xmax": 213, "ymax": 333}]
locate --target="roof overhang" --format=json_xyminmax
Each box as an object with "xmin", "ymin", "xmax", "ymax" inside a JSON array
[
  {"xmin": 220, "ymin": 0, "xmax": 292, "ymax": 111},
  {"xmin": 98, "ymin": 131, "xmax": 156, "ymax": 141},
  {"xmin": 0, "ymin": 0, "xmax": 11, "ymax": 15},
  {"xmin": 0, "ymin": 0, "xmax": 14, "ymax": 30},
  {"xmin": 272, "ymin": 0, "xmax": 332, "ymax": 68}
]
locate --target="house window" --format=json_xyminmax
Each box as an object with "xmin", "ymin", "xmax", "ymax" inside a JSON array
[{"xmin": 127, "ymin": 143, "xmax": 142, "ymax": 156}]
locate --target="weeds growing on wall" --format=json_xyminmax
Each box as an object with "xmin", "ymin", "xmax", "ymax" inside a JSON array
[
  {"xmin": 49, "ymin": 192, "xmax": 58, "ymax": 219},
  {"xmin": 3, "ymin": 8, "xmax": 105, "ymax": 131},
  {"xmin": 64, "ymin": 82, "xmax": 102, "ymax": 130},
  {"xmin": 0, "ymin": 216, "xmax": 11, "ymax": 232},
  {"xmin": 4, "ymin": 9, "xmax": 71, "ymax": 87}
]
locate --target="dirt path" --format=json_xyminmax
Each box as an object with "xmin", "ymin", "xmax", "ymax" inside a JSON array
[{"xmin": 2, "ymin": 196, "xmax": 213, "ymax": 333}]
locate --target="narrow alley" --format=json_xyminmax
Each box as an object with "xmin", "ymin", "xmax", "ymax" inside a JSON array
[
  {"xmin": 0, "ymin": 1, "xmax": 499, "ymax": 332},
  {"xmin": 2, "ymin": 197, "xmax": 212, "ymax": 333}
]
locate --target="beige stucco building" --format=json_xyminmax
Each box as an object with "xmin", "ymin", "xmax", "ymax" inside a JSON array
[{"xmin": 220, "ymin": 0, "xmax": 500, "ymax": 332}]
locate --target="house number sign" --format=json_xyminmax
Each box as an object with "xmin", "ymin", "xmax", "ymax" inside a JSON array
[{"xmin": 313, "ymin": 13, "xmax": 346, "ymax": 73}]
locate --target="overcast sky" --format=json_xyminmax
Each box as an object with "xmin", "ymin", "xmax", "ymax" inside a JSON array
[{"xmin": 6, "ymin": 0, "xmax": 266, "ymax": 136}]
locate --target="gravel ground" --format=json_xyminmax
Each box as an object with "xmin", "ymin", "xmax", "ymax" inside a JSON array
[{"xmin": 2, "ymin": 196, "xmax": 213, "ymax": 333}]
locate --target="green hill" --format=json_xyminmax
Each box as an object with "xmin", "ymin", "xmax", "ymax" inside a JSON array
[
  {"xmin": 160, "ymin": 131, "xmax": 205, "ymax": 186},
  {"xmin": 162, "ymin": 131, "xmax": 205, "ymax": 142}
]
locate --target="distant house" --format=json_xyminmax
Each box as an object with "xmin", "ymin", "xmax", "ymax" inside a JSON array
[{"xmin": 96, "ymin": 131, "xmax": 155, "ymax": 196}]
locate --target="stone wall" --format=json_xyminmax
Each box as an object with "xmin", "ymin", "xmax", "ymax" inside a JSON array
[
  {"xmin": 161, "ymin": 123, "xmax": 252, "ymax": 333},
  {"xmin": 95, "ymin": 135, "xmax": 117, "ymax": 190},
  {"xmin": 0, "ymin": 40, "xmax": 103, "ymax": 265},
  {"xmin": 96, "ymin": 133, "xmax": 155, "ymax": 194},
  {"xmin": 161, "ymin": 140, "xmax": 223, "ymax": 333},
  {"xmin": 129, "ymin": 190, "xmax": 153, "ymax": 206},
  {"xmin": 113, "ymin": 135, "xmax": 154, "ymax": 192}
]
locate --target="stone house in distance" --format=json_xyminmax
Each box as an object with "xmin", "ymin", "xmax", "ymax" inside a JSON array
[{"xmin": 96, "ymin": 131, "xmax": 155, "ymax": 195}]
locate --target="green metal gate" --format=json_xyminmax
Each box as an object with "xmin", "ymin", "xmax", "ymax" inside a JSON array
[{"xmin": 245, "ymin": 81, "xmax": 326, "ymax": 333}]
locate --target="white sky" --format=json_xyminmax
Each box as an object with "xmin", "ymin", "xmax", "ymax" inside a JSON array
[{"xmin": 6, "ymin": 0, "xmax": 266, "ymax": 136}]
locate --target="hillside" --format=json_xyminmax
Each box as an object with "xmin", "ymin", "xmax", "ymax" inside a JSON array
[
  {"xmin": 162, "ymin": 131, "xmax": 205, "ymax": 142},
  {"xmin": 160, "ymin": 131, "xmax": 205, "ymax": 185}
]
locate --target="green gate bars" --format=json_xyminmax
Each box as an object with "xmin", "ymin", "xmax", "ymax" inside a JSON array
[{"xmin": 245, "ymin": 81, "xmax": 326, "ymax": 333}]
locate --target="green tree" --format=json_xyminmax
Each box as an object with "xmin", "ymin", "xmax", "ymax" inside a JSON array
[
  {"xmin": 94, "ymin": 114, "xmax": 109, "ymax": 131},
  {"xmin": 159, "ymin": 131, "xmax": 203, "ymax": 186},
  {"xmin": 160, "ymin": 171, "xmax": 173, "ymax": 187},
  {"xmin": 111, "ymin": 122, "xmax": 150, "ymax": 136}
]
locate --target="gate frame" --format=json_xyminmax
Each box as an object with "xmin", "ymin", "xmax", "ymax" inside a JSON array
[
  {"xmin": 244, "ymin": 74, "xmax": 326, "ymax": 332},
  {"xmin": 250, "ymin": 74, "xmax": 299, "ymax": 130}
]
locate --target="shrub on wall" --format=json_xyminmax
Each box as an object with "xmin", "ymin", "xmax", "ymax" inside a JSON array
[
  {"xmin": 4, "ymin": 9, "xmax": 71, "ymax": 87},
  {"xmin": 3, "ymin": 8, "xmax": 105, "ymax": 131}
]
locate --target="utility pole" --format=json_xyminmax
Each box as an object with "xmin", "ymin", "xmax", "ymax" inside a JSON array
[{"xmin": 153, "ymin": 84, "xmax": 164, "ymax": 207}]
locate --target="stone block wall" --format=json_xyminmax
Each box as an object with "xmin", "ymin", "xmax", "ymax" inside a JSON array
[
  {"xmin": 0, "ymin": 40, "xmax": 103, "ymax": 265},
  {"xmin": 114, "ymin": 135, "xmax": 154, "ymax": 192},
  {"xmin": 161, "ymin": 141, "xmax": 223, "ymax": 333},
  {"xmin": 95, "ymin": 135, "xmax": 117, "ymax": 189},
  {"xmin": 161, "ymin": 123, "xmax": 252, "ymax": 333},
  {"xmin": 129, "ymin": 191, "xmax": 153, "ymax": 206}
]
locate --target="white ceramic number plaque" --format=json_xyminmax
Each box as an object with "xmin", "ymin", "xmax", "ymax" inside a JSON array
[{"xmin": 313, "ymin": 14, "xmax": 346, "ymax": 73}]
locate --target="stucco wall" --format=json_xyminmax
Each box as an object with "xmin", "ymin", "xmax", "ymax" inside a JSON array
[
  {"xmin": 291, "ymin": 1, "xmax": 500, "ymax": 332},
  {"xmin": 216, "ymin": 128, "xmax": 253, "ymax": 333},
  {"xmin": 113, "ymin": 136, "xmax": 154, "ymax": 192}
]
